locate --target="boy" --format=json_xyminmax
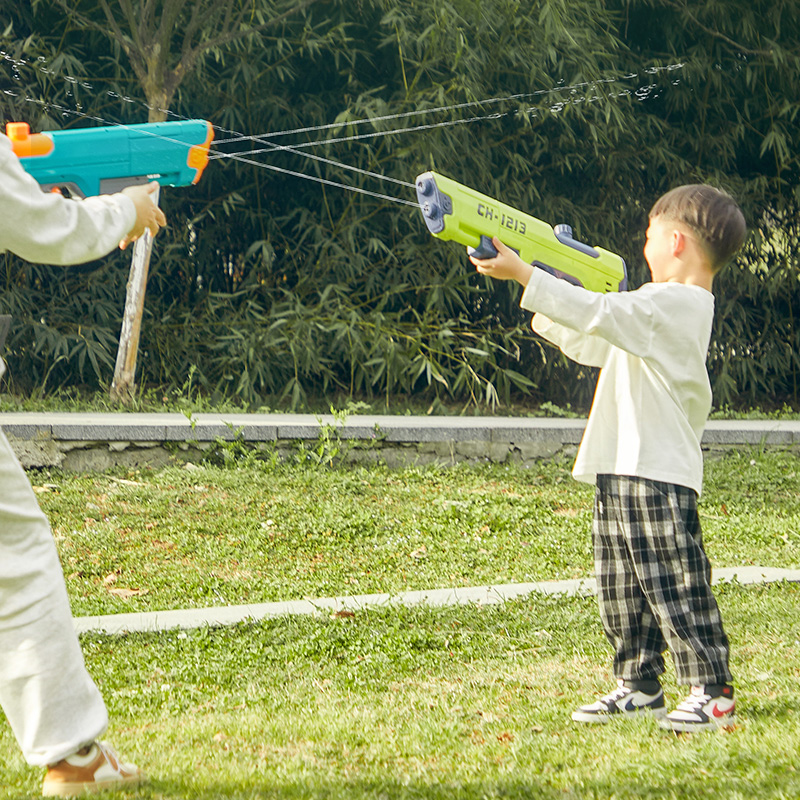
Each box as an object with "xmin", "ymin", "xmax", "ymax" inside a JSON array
[
  {"xmin": 470, "ymin": 184, "xmax": 746, "ymax": 732},
  {"xmin": 0, "ymin": 127, "xmax": 165, "ymax": 795}
]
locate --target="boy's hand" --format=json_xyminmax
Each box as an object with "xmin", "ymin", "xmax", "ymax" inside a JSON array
[
  {"xmin": 119, "ymin": 181, "xmax": 167, "ymax": 250},
  {"xmin": 469, "ymin": 236, "xmax": 535, "ymax": 286}
]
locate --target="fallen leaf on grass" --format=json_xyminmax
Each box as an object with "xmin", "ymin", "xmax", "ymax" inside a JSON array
[
  {"xmin": 108, "ymin": 587, "xmax": 148, "ymax": 599},
  {"xmin": 212, "ymin": 732, "xmax": 230, "ymax": 750},
  {"xmin": 409, "ymin": 545, "xmax": 427, "ymax": 559},
  {"xmin": 331, "ymin": 610, "xmax": 356, "ymax": 619},
  {"xmin": 553, "ymin": 506, "xmax": 582, "ymax": 518},
  {"xmin": 108, "ymin": 477, "xmax": 146, "ymax": 487},
  {"xmin": 33, "ymin": 484, "xmax": 60, "ymax": 494}
]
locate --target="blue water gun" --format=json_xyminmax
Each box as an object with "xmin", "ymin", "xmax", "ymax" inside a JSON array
[{"xmin": 6, "ymin": 119, "xmax": 214, "ymax": 197}]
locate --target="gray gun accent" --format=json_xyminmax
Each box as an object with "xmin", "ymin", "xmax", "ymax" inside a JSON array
[
  {"xmin": 553, "ymin": 223, "xmax": 600, "ymax": 258},
  {"xmin": 100, "ymin": 175, "xmax": 157, "ymax": 194}
]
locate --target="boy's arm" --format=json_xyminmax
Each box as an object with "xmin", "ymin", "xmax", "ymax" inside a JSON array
[
  {"xmin": 472, "ymin": 236, "xmax": 653, "ymax": 361},
  {"xmin": 531, "ymin": 313, "xmax": 611, "ymax": 368},
  {"xmin": 0, "ymin": 135, "xmax": 144, "ymax": 266}
]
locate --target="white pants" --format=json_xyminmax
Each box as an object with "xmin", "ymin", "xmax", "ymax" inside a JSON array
[{"xmin": 0, "ymin": 428, "xmax": 107, "ymax": 766}]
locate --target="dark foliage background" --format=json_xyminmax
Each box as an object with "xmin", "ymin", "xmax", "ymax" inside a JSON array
[{"xmin": 1, "ymin": 0, "xmax": 797, "ymax": 410}]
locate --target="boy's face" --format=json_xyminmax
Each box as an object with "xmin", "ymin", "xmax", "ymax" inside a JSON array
[{"xmin": 643, "ymin": 216, "xmax": 675, "ymax": 282}]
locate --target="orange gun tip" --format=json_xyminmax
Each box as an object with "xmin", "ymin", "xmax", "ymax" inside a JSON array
[
  {"xmin": 6, "ymin": 122, "xmax": 31, "ymax": 140},
  {"xmin": 187, "ymin": 121, "xmax": 215, "ymax": 184},
  {"xmin": 5, "ymin": 122, "xmax": 55, "ymax": 158}
]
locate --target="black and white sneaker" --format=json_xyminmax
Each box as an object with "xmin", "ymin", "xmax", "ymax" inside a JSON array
[
  {"xmin": 572, "ymin": 679, "xmax": 667, "ymax": 724},
  {"xmin": 660, "ymin": 684, "xmax": 735, "ymax": 732}
]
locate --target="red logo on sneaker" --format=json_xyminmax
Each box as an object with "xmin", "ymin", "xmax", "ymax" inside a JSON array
[{"xmin": 712, "ymin": 702, "xmax": 734, "ymax": 718}]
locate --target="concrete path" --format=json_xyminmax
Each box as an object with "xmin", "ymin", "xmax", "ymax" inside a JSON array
[{"xmin": 74, "ymin": 566, "xmax": 800, "ymax": 635}]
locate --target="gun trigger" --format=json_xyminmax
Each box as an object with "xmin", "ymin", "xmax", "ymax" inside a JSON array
[
  {"xmin": 467, "ymin": 235, "xmax": 498, "ymax": 259},
  {"xmin": 533, "ymin": 261, "xmax": 584, "ymax": 287}
]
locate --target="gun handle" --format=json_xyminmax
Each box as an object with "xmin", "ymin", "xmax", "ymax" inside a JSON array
[
  {"xmin": 468, "ymin": 236, "xmax": 589, "ymax": 288},
  {"xmin": 467, "ymin": 235, "xmax": 522, "ymax": 261},
  {"xmin": 467, "ymin": 235, "xmax": 497, "ymax": 259}
]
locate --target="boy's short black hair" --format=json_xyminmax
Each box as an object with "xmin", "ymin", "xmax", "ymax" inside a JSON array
[{"xmin": 649, "ymin": 184, "xmax": 747, "ymax": 271}]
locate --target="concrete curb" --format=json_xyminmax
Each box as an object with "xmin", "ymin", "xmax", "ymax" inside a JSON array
[
  {"xmin": 3, "ymin": 412, "xmax": 800, "ymax": 445},
  {"xmin": 73, "ymin": 566, "xmax": 800, "ymax": 635},
  {"xmin": 4, "ymin": 412, "xmax": 799, "ymax": 471}
]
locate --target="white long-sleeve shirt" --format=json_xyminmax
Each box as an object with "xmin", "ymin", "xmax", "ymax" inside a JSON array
[
  {"xmin": 0, "ymin": 133, "xmax": 136, "ymax": 266},
  {"xmin": 520, "ymin": 268, "xmax": 715, "ymax": 495},
  {"xmin": 0, "ymin": 132, "xmax": 137, "ymax": 380}
]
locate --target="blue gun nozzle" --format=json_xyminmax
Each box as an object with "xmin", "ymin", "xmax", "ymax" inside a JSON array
[
  {"xmin": 415, "ymin": 172, "xmax": 449, "ymax": 234},
  {"xmin": 422, "ymin": 201, "xmax": 441, "ymax": 221},
  {"xmin": 417, "ymin": 177, "xmax": 435, "ymax": 197}
]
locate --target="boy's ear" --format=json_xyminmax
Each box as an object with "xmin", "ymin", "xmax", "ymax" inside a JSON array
[{"xmin": 671, "ymin": 228, "xmax": 687, "ymax": 256}]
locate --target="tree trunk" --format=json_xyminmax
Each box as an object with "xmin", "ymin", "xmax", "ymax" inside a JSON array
[{"xmin": 110, "ymin": 188, "xmax": 160, "ymax": 405}]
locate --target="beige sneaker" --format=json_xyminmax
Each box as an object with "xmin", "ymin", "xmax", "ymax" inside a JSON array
[{"xmin": 42, "ymin": 741, "xmax": 145, "ymax": 797}]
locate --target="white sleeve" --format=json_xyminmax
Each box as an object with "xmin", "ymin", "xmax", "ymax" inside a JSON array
[
  {"xmin": 0, "ymin": 135, "xmax": 137, "ymax": 266},
  {"xmin": 531, "ymin": 313, "xmax": 612, "ymax": 368},
  {"xmin": 519, "ymin": 268, "xmax": 654, "ymax": 361}
]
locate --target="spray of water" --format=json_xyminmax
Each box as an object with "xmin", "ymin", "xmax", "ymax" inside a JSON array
[{"xmin": 1, "ymin": 49, "xmax": 684, "ymax": 206}]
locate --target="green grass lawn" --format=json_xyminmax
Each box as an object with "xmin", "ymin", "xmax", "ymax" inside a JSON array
[
  {"xmin": 2, "ymin": 586, "xmax": 800, "ymax": 799},
  {"xmin": 29, "ymin": 449, "xmax": 800, "ymax": 617},
  {"xmin": 1, "ymin": 449, "xmax": 799, "ymax": 798}
]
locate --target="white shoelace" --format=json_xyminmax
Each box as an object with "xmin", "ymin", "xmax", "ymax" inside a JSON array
[{"xmin": 678, "ymin": 688, "xmax": 712, "ymax": 711}]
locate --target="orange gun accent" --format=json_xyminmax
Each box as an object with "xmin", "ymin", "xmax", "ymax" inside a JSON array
[
  {"xmin": 186, "ymin": 121, "xmax": 215, "ymax": 184},
  {"xmin": 6, "ymin": 122, "xmax": 55, "ymax": 158}
]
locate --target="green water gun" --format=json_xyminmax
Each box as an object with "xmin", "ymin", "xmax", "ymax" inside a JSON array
[{"xmin": 415, "ymin": 171, "xmax": 627, "ymax": 293}]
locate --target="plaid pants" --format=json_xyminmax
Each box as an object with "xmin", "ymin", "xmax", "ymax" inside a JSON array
[{"xmin": 593, "ymin": 475, "xmax": 732, "ymax": 686}]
